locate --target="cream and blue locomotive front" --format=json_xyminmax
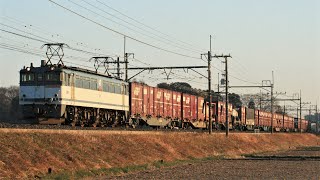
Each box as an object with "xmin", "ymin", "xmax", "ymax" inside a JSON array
[{"xmin": 20, "ymin": 63, "xmax": 129, "ymax": 126}]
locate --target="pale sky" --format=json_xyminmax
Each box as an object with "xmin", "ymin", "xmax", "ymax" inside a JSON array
[{"xmin": 1, "ymin": 0, "xmax": 319, "ymax": 114}]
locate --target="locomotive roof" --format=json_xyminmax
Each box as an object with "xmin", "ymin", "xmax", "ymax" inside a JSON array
[{"xmin": 20, "ymin": 63, "xmax": 127, "ymax": 83}]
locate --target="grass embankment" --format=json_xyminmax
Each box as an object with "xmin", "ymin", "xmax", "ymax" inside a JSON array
[{"xmin": 0, "ymin": 129, "xmax": 319, "ymax": 179}]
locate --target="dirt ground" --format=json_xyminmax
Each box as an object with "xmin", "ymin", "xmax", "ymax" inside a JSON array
[{"xmin": 109, "ymin": 147, "xmax": 320, "ymax": 180}]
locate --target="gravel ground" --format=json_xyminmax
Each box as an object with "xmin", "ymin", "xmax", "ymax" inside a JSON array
[
  {"xmin": 107, "ymin": 147, "xmax": 320, "ymax": 180},
  {"xmin": 110, "ymin": 160, "xmax": 320, "ymax": 180}
]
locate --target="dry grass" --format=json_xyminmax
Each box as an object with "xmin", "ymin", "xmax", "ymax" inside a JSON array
[{"xmin": 0, "ymin": 129, "xmax": 319, "ymax": 179}]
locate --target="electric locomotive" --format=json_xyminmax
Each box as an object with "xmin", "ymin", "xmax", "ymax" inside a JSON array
[{"xmin": 19, "ymin": 60, "xmax": 129, "ymax": 126}]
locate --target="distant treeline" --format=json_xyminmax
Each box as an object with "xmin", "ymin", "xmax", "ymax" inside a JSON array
[{"xmin": 0, "ymin": 86, "xmax": 20, "ymax": 123}]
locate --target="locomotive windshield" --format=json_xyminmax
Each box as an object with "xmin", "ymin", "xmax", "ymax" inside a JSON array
[
  {"xmin": 21, "ymin": 73, "xmax": 35, "ymax": 82},
  {"xmin": 20, "ymin": 71, "xmax": 62, "ymax": 85},
  {"xmin": 45, "ymin": 72, "xmax": 61, "ymax": 82}
]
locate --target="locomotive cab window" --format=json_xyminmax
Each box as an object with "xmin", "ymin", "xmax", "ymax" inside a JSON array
[
  {"xmin": 45, "ymin": 72, "xmax": 61, "ymax": 82},
  {"xmin": 21, "ymin": 73, "xmax": 35, "ymax": 82}
]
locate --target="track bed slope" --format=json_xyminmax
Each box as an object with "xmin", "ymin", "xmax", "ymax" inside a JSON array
[{"xmin": 0, "ymin": 128, "xmax": 319, "ymax": 178}]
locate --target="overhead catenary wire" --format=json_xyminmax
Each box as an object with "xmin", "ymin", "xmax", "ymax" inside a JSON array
[
  {"xmin": 1, "ymin": 15, "xmax": 114, "ymax": 54},
  {"xmin": 48, "ymin": 0, "xmax": 202, "ymax": 60},
  {"xmin": 0, "ymin": 41, "xmax": 106, "ymax": 71},
  {"xmin": 1, "ymin": 10, "xmax": 210, "ymax": 86},
  {"xmin": 77, "ymin": 0, "xmax": 203, "ymax": 54},
  {"xmin": 0, "ymin": 44, "xmax": 97, "ymax": 71},
  {"xmin": 2, "ymin": 7, "xmax": 269, "ymax": 95},
  {"xmin": 1, "ymin": 27, "xmax": 261, "ymax": 90},
  {"xmin": 0, "ymin": 22, "xmax": 55, "ymax": 43},
  {"xmin": 0, "ymin": 28, "xmax": 114, "ymax": 57},
  {"xmin": 96, "ymin": 0, "xmax": 206, "ymax": 53}
]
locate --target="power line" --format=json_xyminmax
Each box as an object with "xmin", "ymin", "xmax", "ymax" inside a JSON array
[
  {"xmin": 96, "ymin": 0, "xmax": 205, "ymax": 52},
  {"xmin": 1, "ymin": 37, "xmax": 94, "ymax": 63},
  {"xmin": 1, "ymin": 28, "xmax": 113, "ymax": 57},
  {"xmin": 0, "ymin": 44, "xmax": 96, "ymax": 70},
  {"xmin": 2, "ymin": 15, "xmax": 114, "ymax": 54},
  {"xmin": 0, "ymin": 44, "xmax": 44, "ymax": 57},
  {"xmin": 1, "ymin": 28, "xmax": 47, "ymax": 43},
  {"xmin": 0, "ymin": 22, "xmax": 55, "ymax": 43},
  {"xmin": 48, "ymin": 0, "xmax": 201, "ymax": 60},
  {"xmin": 77, "ymin": 0, "xmax": 203, "ymax": 54}
]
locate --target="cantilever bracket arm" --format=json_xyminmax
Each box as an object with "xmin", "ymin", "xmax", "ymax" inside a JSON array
[
  {"xmin": 190, "ymin": 69, "xmax": 207, "ymax": 79},
  {"xmin": 128, "ymin": 69, "xmax": 146, "ymax": 81}
]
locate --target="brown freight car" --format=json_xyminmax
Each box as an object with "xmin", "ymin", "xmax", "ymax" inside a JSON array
[
  {"xmin": 273, "ymin": 113, "xmax": 283, "ymax": 132},
  {"xmin": 130, "ymin": 82, "xmax": 209, "ymax": 129},
  {"xmin": 255, "ymin": 110, "xmax": 271, "ymax": 131},
  {"xmin": 300, "ymin": 119, "xmax": 309, "ymax": 132},
  {"xmin": 283, "ymin": 115, "xmax": 291, "ymax": 132},
  {"xmin": 213, "ymin": 101, "xmax": 233, "ymax": 130},
  {"xmin": 236, "ymin": 107, "xmax": 254, "ymax": 130},
  {"xmin": 183, "ymin": 95, "xmax": 208, "ymax": 129},
  {"xmin": 130, "ymin": 82, "xmax": 172, "ymax": 127},
  {"xmin": 254, "ymin": 109, "xmax": 260, "ymax": 128}
]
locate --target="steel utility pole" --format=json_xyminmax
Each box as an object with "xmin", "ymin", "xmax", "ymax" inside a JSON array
[
  {"xmin": 124, "ymin": 53, "xmax": 134, "ymax": 82},
  {"xmin": 124, "ymin": 36, "xmax": 126, "ymax": 80},
  {"xmin": 208, "ymin": 51, "xmax": 212, "ymax": 134},
  {"xmin": 123, "ymin": 35, "xmax": 134, "ymax": 82},
  {"xmin": 116, "ymin": 57, "xmax": 120, "ymax": 78},
  {"xmin": 220, "ymin": 83, "xmax": 273, "ymax": 134},
  {"xmin": 217, "ymin": 73, "xmax": 220, "ymax": 93},
  {"xmin": 90, "ymin": 56, "xmax": 126, "ymax": 78},
  {"xmin": 225, "ymin": 76, "xmax": 274, "ymax": 133},
  {"xmin": 316, "ymin": 104, "xmax": 319, "ymax": 134},
  {"xmin": 208, "ymin": 35, "xmax": 212, "ymax": 134},
  {"xmin": 201, "ymin": 49, "xmax": 212, "ymax": 134},
  {"xmin": 316, "ymin": 104, "xmax": 318, "ymax": 133},
  {"xmin": 299, "ymin": 90, "xmax": 302, "ymax": 133},
  {"xmin": 214, "ymin": 54, "xmax": 232, "ymax": 137},
  {"xmin": 260, "ymin": 90, "xmax": 262, "ymax": 110},
  {"xmin": 271, "ymin": 72, "xmax": 274, "ymax": 134}
]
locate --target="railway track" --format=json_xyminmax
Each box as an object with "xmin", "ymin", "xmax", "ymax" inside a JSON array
[{"xmin": 0, "ymin": 122, "xmax": 274, "ymax": 134}]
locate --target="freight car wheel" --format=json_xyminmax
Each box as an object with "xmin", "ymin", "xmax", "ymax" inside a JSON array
[
  {"xmin": 131, "ymin": 118, "xmax": 140, "ymax": 128},
  {"xmin": 71, "ymin": 122, "xmax": 76, "ymax": 127}
]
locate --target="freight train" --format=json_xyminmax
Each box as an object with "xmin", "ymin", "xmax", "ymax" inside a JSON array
[{"xmin": 19, "ymin": 61, "xmax": 309, "ymax": 132}]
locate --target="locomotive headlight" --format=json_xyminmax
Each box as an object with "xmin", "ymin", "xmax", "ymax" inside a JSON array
[{"xmin": 50, "ymin": 66, "xmax": 55, "ymax": 70}]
